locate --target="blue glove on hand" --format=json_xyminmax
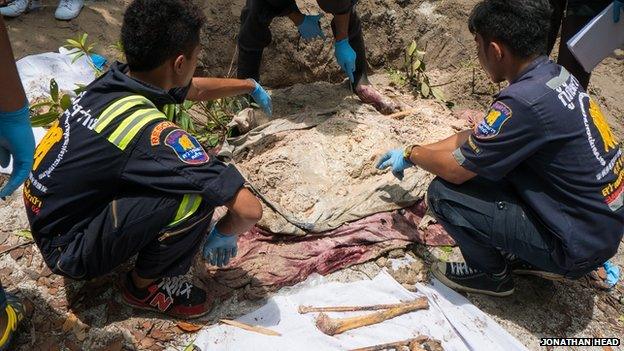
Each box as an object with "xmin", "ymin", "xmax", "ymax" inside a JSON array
[
  {"xmin": 249, "ymin": 79, "xmax": 272, "ymax": 116},
  {"xmin": 334, "ymin": 39, "xmax": 356, "ymax": 83},
  {"xmin": 615, "ymin": 0, "xmax": 624, "ymax": 22},
  {"xmin": 203, "ymin": 226, "xmax": 238, "ymax": 267},
  {"xmin": 0, "ymin": 103, "xmax": 35, "ymax": 199},
  {"xmin": 376, "ymin": 148, "xmax": 413, "ymax": 180},
  {"xmin": 298, "ymin": 14, "xmax": 325, "ymax": 41}
]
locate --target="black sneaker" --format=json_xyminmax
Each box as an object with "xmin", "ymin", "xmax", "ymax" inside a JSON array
[
  {"xmin": 431, "ymin": 262, "xmax": 514, "ymax": 297},
  {"xmin": 121, "ymin": 273, "xmax": 211, "ymax": 319},
  {"xmin": 504, "ymin": 254, "xmax": 565, "ymax": 281}
]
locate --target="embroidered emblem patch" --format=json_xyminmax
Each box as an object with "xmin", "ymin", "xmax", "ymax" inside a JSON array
[
  {"xmin": 164, "ymin": 129, "xmax": 209, "ymax": 164},
  {"xmin": 474, "ymin": 101, "xmax": 512, "ymax": 139},
  {"xmin": 150, "ymin": 121, "xmax": 177, "ymax": 146}
]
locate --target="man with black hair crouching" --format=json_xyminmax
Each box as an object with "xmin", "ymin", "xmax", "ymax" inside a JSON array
[
  {"xmin": 24, "ymin": 0, "xmax": 267, "ymax": 319},
  {"xmin": 376, "ymin": 0, "xmax": 623, "ymax": 296}
]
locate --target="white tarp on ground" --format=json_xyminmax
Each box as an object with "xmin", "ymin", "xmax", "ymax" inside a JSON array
[
  {"xmin": 1, "ymin": 48, "xmax": 95, "ymax": 175},
  {"xmin": 193, "ymin": 270, "xmax": 527, "ymax": 351},
  {"xmin": 16, "ymin": 47, "xmax": 96, "ymax": 102}
]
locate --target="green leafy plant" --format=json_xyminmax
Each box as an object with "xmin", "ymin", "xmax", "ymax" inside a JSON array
[
  {"xmin": 64, "ymin": 33, "xmax": 103, "ymax": 76},
  {"xmin": 29, "ymin": 79, "xmax": 74, "ymax": 127},
  {"xmin": 109, "ymin": 40, "xmax": 125, "ymax": 63},
  {"xmin": 391, "ymin": 40, "xmax": 448, "ymax": 104},
  {"xmin": 168, "ymin": 97, "xmax": 248, "ymax": 148}
]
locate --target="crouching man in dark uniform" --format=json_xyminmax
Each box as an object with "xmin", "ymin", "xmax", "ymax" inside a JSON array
[
  {"xmin": 23, "ymin": 0, "xmax": 269, "ymax": 319},
  {"xmin": 376, "ymin": 0, "xmax": 623, "ymax": 296},
  {"xmin": 237, "ymin": 0, "xmax": 398, "ymax": 114}
]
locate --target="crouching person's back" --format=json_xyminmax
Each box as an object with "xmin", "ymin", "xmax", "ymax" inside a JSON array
[{"xmin": 23, "ymin": 0, "xmax": 263, "ymax": 319}]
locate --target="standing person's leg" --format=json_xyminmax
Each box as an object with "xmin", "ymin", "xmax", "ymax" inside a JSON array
[
  {"xmin": 319, "ymin": 0, "xmax": 398, "ymax": 114},
  {"xmin": 556, "ymin": 0, "xmax": 612, "ymax": 89},
  {"xmin": 55, "ymin": 0, "xmax": 84, "ymax": 21},
  {"xmin": 43, "ymin": 190, "xmax": 214, "ymax": 318},
  {"xmin": 237, "ymin": 0, "xmax": 298, "ymax": 81},
  {"xmin": 547, "ymin": 0, "xmax": 566, "ymax": 56},
  {"xmin": 0, "ymin": 283, "xmax": 24, "ymax": 351},
  {"xmin": 426, "ymin": 177, "xmax": 567, "ymax": 296}
]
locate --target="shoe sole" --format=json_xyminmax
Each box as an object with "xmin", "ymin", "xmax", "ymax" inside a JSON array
[
  {"xmin": 431, "ymin": 267, "xmax": 514, "ymax": 297},
  {"xmin": 120, "ymin": 295, "xmax": 212, "ymax": 320},
  {"xmin": 513, "ymin": 269, "xmax": 566, "ymax": 281}
]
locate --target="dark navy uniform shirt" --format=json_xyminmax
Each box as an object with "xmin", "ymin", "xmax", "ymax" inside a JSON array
[
  {"xmin": 25, "ymin": 63, "xmax": 245, "ymax": 253},
  {"xmin": 454, "ymin": 56, "xmax": 624, "ymax": 273}
]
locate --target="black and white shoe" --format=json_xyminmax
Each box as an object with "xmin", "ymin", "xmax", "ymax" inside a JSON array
[
  {"xmin": 504, "ymin": 253, "xmax": 565, "ymax": 281},
  {"xmin": 431, "ymin": 262, "xmax": 514, "ymax": 297}
]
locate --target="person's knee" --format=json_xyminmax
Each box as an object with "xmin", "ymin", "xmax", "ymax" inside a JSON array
[{"xmin": 426, "ymin": 178, "xmax": 448, "ymax": 218}]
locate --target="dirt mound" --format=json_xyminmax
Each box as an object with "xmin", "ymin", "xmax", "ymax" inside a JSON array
[{"xmin": 229, "ymin": 75, "xmax": 463, "ymax": 234}]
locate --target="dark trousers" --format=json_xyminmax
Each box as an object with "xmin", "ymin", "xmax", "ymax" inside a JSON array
[
  {"xmin": 0, "ymin": 282, "xmax": 5, "ymax": 310},
  {"xmin": 427, "ymin": 177, "xmax": 568, "ymax": 276},
  {"xmin": 548, "ymin": 0, "xmax": 611, "ymax": 89},
  {"xmin": 45, "ymin": 191, "xmax": 212, "ymax": 280},
  {"xmin": 237, "ymin": 0, "xmax": 369, "ymax": 86}
]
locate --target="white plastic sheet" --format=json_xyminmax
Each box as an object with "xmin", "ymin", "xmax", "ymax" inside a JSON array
[
  {"xmin": 1, "ymin": 48, "xmax": 95, "ymax": 175},
  {"xmin": 193, "ymin": 271, "xmax": 527, "ymax": 351},
  {"xmin": 16, "ymin": 47, "xmax": 96, "ymax": 101}
]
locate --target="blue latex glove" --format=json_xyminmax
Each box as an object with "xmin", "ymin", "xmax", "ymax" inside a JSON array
[
  {"xmin": 0, "ymin": 103, "xmax": 35, "ymax": 199},
  {"xmin": 298, "ymin": 14, "xmax": 324, "ymax": 41},
  {"xmin": 603, "ymin": 260, "xmax": 620, "ymax": 288},
  {"xmin": 615, "ymin": 0, "xmax": 624, "ymax": 22},
  {"xmin": 334, "ymin": 39, "xmax": 356, "ymax": 83},
  {"xmin": 203, "ymin": 226, "xmax": 238, "ymax": 267},
  {"xmin": 249, "ymin": 79, "xmax": 272, "ymax": 116},
  {"xmin": 89, "ymin": 53, "xmax": 107, "ymax": 70},
  {"xmin": 376, "ymin": 148, "xmax": 413, "ymax": 180}
]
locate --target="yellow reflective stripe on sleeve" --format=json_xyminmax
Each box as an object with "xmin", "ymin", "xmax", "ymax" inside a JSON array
[
  {"xmin": 107, "ymin": 108, "xmax": 164, "ymax": 150},
  {"xmin": 169, "ymin": 194, "xmax": 202, "ymax": 226},
  {"xmin": 94, "ymin": 95, "xmax": 155, "ymax": 133}
]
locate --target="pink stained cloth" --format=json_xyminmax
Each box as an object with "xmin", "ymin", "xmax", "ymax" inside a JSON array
[{"xmin": 197, "ymin": 201, "xmax": 454, "ymax": 300}]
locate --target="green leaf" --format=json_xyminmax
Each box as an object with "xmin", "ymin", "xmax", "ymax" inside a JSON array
[
  {"xmin": 431, "ymin": 87, "xmax": 445, "ymax": 102},
  {"xmin": 183, "ymin": 100, "xmax": 194, "ymax": 110},
  {"xmin": 439, "ymin": 246, "xmax": 453, "ymax": 254},
  {"xmin": 29, "ymin": 101, "xmax": 54, "ymax": 110},
  {"xmin": 412, "ymin": 59, "xmax": 421, "ymax": 72},
  {"xmin": 421, "ymin": 82, "xmax": 431, "ymax": 98},
  {"xmin": 60, "ymin": 94, "xmax": 72, "ymax": 110},
  {"xmin": 207, "ymin": 134, "xmax": 220, "ymax": 147},
  {"xmin": 15, "ymin": 229, "xmax": 33, "ymax": 240},
  {"xmin": 49, "ymin": 79, "xmax": 59, "ymax": 103},
  {"xmin": 73, "ymin": 84, "xmax": 87, "ymax": 94},
  {"xmin": 30, "ymin": 111, "xmax": 60, "ymax": 127},
  {"xmin": 65, "ymin": 38, "xmax": 81, "ymax": 48},
  {"xmin": 416, "ymin": 50, "xmax": 426, "ymax": 60},
  {"xmin": 71, "ymin": 52, "xmax": 85, "ymax": 64},
  {"xmin": 80, "ymin": 33, "xmax": 88, "ymax": 46},
  {"xmin": 406, "ymin": 40, "xmax": 417, "ymax": 57}
]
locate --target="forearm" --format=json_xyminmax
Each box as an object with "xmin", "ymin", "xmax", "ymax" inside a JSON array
[
  {"xmin": 216, "ymin": 210, "xmax": 258, "ymax": 236},
  {"xmin": 418, "ymin": 130, "xmax": 472, "ymax": 152},
  {"xmin": 217, "ymin": 188, "xmax": 263, "ymax": 235},
  {"xmin": 333, "ymin": 12, "xmax": 350, "ymax": 41},
  {"xmin": 0, "ymin": 17, "xmax": 27, "ymax": 112},
  {"xmin": 186, "ymin": 77, "xmax": 255, "ymax": 102},
  {"xmin": 408, "ymin": 130, "xmax": 475, "ymax": 184}
]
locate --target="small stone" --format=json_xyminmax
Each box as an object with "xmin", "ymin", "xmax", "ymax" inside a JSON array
[
  {"xmin": 376, "ymin": 256, "xmax": 388, "ymax": 267},
  {"xmin": 388, "ymin": 249, "xmax": 404, "ymax": 259}
]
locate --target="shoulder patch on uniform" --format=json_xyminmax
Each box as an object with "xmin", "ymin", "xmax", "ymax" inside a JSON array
[
  {"xmin": 164, "ymin": 129, "xmax": 209, "ymax": 165},
  {"xmin": 151, "ymin": 121, "xmax": 178, "ymax": 146},
  {"xmin": 474, "ymin": 101, "xmax": 512, "ymax": 139}
]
